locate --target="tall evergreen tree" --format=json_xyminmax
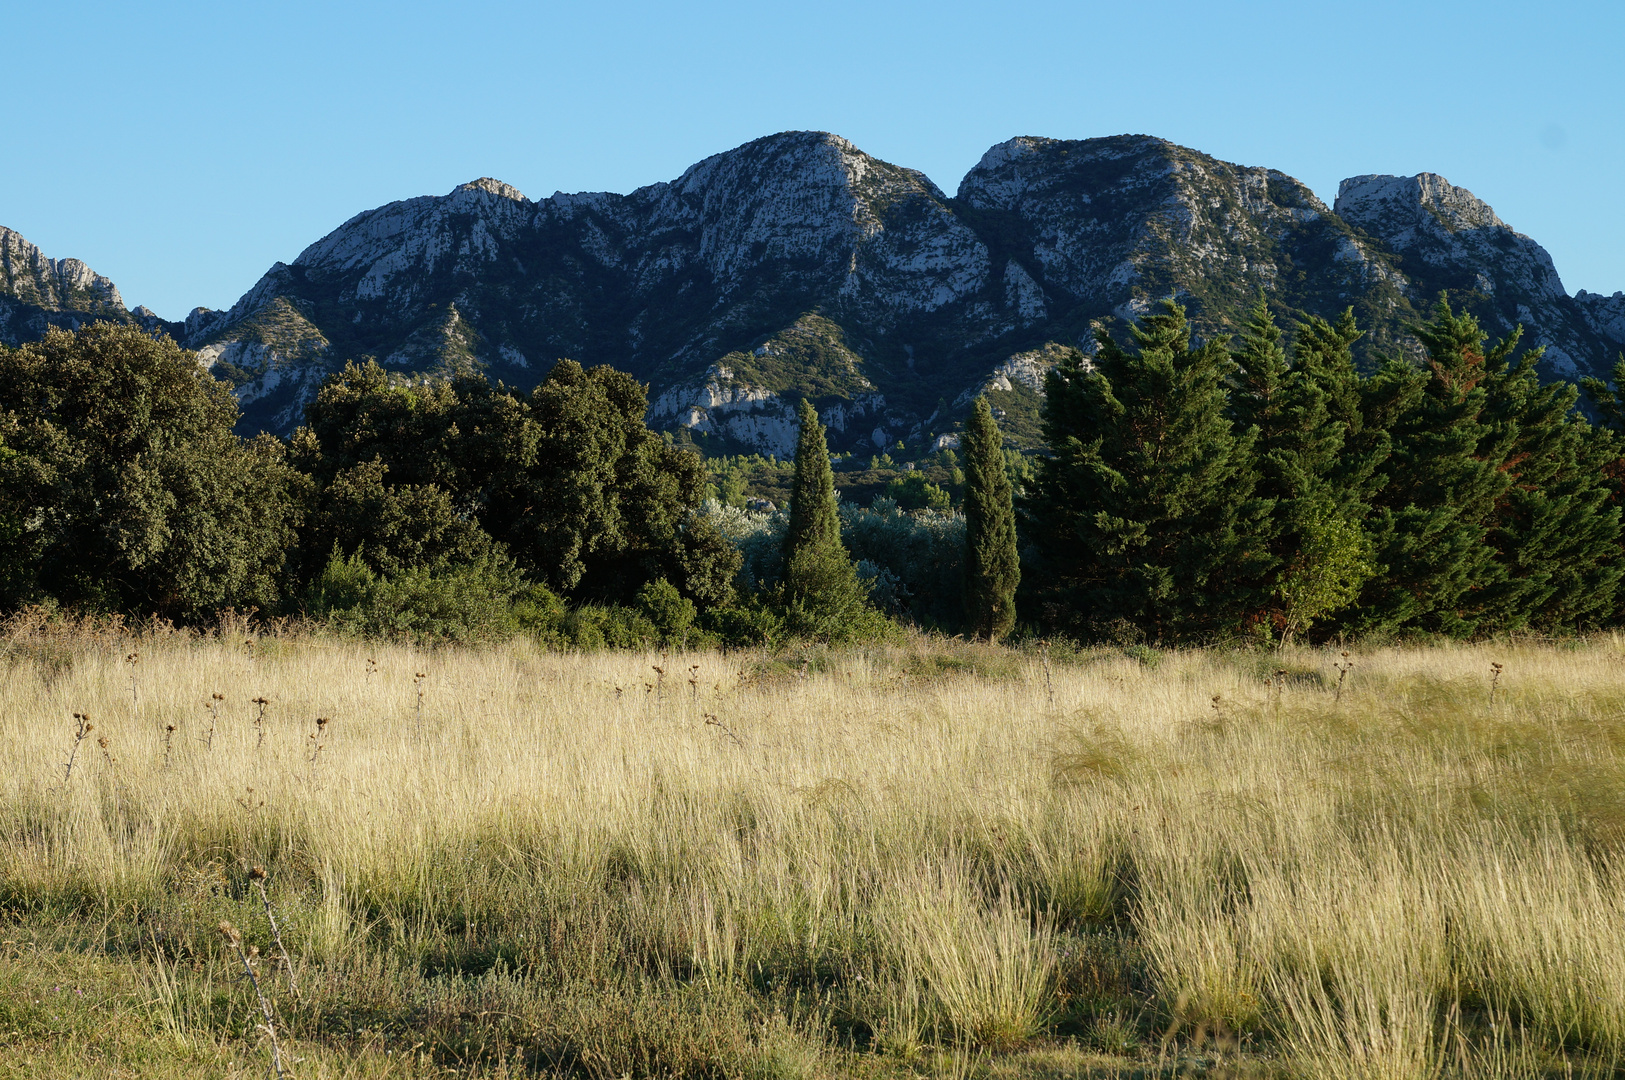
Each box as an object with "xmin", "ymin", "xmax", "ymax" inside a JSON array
[
  {"xmin": 962, "ymin": 396, "xmax": 1019, "ymax": 640},
  {"xmin": 1347, "ymin": 300, "xmax": 1513, "ymax": 636},
  {"xmin": 1229, "ymin": 295, "xmax": 1372, "ymax": 642},
  {"xmin": 1580, "ymin": 355, "xmax": 1625, "ymax": 626},
  {"xmin": 1026, "ymin": 299, "xmax": 1267, "ymax": 643},
  {"xmin": 1475, "ymin": 335, "xmax": 1620, "ymax": 631},
  {"xmin": 780, "ymin": 398, "xmax": 880, "ymax": 641}
]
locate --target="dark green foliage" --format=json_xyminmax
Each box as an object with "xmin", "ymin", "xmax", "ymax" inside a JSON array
[
  {"xmin": 779, "ymin": 399, "xmax": 890, "ymax": 642},
  {"xmin": 303, "ymin": 549, "xmax": 526, "ymax": 644},
  {"xmin": 302, "ymin": 459, "xmax": 498, "ymax": 577},
  {"xmin": 296, "ymin": 358, "xmax": 738, "ymax": 606},
  {"xmin": 1581, "ymin": 354, "xmax": 1625, "ymax": 434},
  {"xmin": 1474, "ymin": 333, "xmax": 1620, "ymax": 632},
  {"xmin": 636, "ymin": 578, "xmax": 697, "ymax": 646},
  {"xmin": 0, "ymin": 436, "xmax": 28, "ymax": 603},
  {"xmin": 1229, "ymin": 297, "xmax": 1373, "ymax": 642},
  {"xmin": 885, "ymin": 472, "xmax": 951, "ymax": 510},
  {"xmin": 1346, "ymin": 302, "xmax": 1518, "ymax": 636},
  {"xmin": 1026, "ymin": 300, "xmax": 1267, "ymax": 643},
  {"xmin": 0, "ymin": 323, "xmax": 302, "ymax": 619},
  {"xmin": 962, "ymin": 397, "xmax": 1019, "ymax": 640}
]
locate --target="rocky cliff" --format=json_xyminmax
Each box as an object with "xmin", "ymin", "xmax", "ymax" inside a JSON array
[{"xmin": 9, "ymin": 132, "xmax": 1621, "ymax": 451}]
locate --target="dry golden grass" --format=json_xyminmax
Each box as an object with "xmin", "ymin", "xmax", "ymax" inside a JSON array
[{"xmin": 4, "ymin": 621, "xmax": 1625, "ymax": 1078}]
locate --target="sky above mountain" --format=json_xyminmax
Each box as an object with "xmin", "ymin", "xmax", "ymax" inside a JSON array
[{"xmin": 6, "ymin": 0, "xmax": 1621, "ymax": 321}]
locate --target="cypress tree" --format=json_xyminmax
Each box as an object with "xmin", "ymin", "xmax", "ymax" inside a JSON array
[
  {"xmin": 1026, "ymin": 298, "xmax": 1267, "ymax": 643},
  {"xmin": 780, "ymin": 398, "xmax": 879, "ymax": 641},
  {"xmin": 962, "ymin": 396, "xmax": 1019, "ymax": 640}
]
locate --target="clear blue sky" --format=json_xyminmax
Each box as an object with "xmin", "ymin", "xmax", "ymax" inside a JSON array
[{"xmin": 6, "ymin": 0, "xmax": 1621, "ymax": 321}]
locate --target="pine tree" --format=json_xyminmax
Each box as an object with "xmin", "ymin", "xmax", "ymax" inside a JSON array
[
  {"xmin": 1580, "ymin": 355, "xmax": 1625, "ymax": 626},
  {"xmin": 1026, "ymin": 299, "xmax": 1267, "ymax": 643},
  {"xmin": 1347, "ymin": 299, "xmax": 1513, "ymax": 636},
  {"xmin": 1229, "ymin": 295, "xmax": 1372, "ymax": 643},
  {"xmin": 962, "ymin": 396, "xmax": 1019, "ymax": 640},
  {"xmin": 780, "ymin": 399, "xmax": 881, "ymax": 641},
  {"xmin": 1475, "ymin": 336, "xmax": 1621, "ymax": 631}
]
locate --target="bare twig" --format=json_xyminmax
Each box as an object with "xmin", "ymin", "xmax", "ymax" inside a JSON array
[
  {"xmin": 219, "ymin": 920, "xmax": 286, "ymax": 1079},
  {"xmin": 413, "ymin": 672, "xmax": 426, "ymax": 737},
  {"xmin": 248, "ymin": 867, "xmax": 299, "ymax": 1000},
  {"xmin": 308, "ymin": 717, "xmax": 329, "ymax": 766},
  {"xmin": 205, "ymin": 693, "xmax": 224, "ymax": 750},
  {"xmin": 703, "ymin": 712, "xmax": 744, "ymax": 748},
  {"xmin": 63, "ymin": 712, "xmax": 93, "ymax": 784},
  {"xmin": 124, "ymin": 652, "xmax": 139, "ymax": 719},
  {"xmin": 1039, "ymin": 639, "xmax": 1055, "ymax": 710},
  {"xmin": 1334, "ymin": 651, "xmax": 1354, "ymax": 703}
]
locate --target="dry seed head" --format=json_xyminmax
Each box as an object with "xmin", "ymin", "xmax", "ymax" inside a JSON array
[
  {"xmin": 165, "ymin": 724, "xmax": 176, "ymax": 733},
  {"xmin": 249, "ymin": 865, "xmax": 266, "ymax": 880},
  {"xmin": 212, "ymin": 693, "xmax": 224, "ymax": 702},
  {"xmin": 252, "ymin": 697, "xmax": 268, "ymax": 705},
  {"xmin": 97, "ymin": 736, "xmax": 108, "ymax": 750},
  {"xmin": 218, "ymin": 920, "xmax": 242, "ymax": 945}
]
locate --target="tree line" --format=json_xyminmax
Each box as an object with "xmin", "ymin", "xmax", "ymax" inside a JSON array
[{"xmin": 1, "ymin": 295, "xmax": 1621, "ymax": 645}]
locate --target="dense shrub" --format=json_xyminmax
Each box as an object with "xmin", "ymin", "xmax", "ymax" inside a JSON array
[
  {"xmin": 0, "ymin": 323, "xmax": 302, "ymax": 619},
  {"xmin": 303, "ymin": 550, "xmax": 526, "ymax": 643}
]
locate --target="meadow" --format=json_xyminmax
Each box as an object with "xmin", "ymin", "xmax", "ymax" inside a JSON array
[{"xmin": 3, "ymin": 615, "xmax": 1625, "ymax": 1079}]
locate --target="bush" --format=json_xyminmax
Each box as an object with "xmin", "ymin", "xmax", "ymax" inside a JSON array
[
  {"xmin": 556, "ymin": 604, "xmax": 658, "ymax": 650},
  {"xmin": 841, "ymin": 499, "xmax": 965, "ymax": 629},
  {"xmin": 637, "ymin": 578, "xmax": 696, "ymax": 647},
  {"xmin": 303, "ymin": 550, "xmax": 526, "ymax": 643},
  {"xmin": 886, "ymin": 472, "xmax": 952, "ymax": 511}
]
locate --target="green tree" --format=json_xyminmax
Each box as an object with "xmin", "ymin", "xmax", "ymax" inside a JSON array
[
  {"xmin": 1474, "ymin": 333, "xmax": 1620, "ymax": 631},
  {"xmin": 1229, "ymin": 296, "xmax": 1373, "ymax": 642},
  {"xmin": 779, "ymin": 399, "xmax": 884, "ymax": 641},
  {"xmin": 302, "ymin": 458, "xmax": 499, "ymax": 577},
  {"xmin": 1581, "ymin": 356, "xmax": 1625, "ymax": 624},
  {"xmin": 295, "ymin": 358, "xmax": 738, "ymax": 606},
  {"xmin": 962, "ymin": 397, "xmax": 1019, "ymax": 640},
  {"xmin": 1025, "ymin": 299, "xmax": 1267, "ymax": 642},
  {"xmin": 1346, "ymin": 301, "xmax": 1515, "ymax": 636},
  {"xmin": 0, "ymin": 323, "xmax": 301, "ymax": 619}
]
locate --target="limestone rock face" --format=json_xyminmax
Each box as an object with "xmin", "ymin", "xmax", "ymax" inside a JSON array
[
  {"xmin": 0, "ymin": 226, "xmax": 134, "ymax": 344},
  {"xmin": 1576, "ymin": 291, "xmax": 1625, "ymax": 357},
  {"xmin": 1333, "ymin": 173, "xmax": 1612, "ymax": 377},
  {"xmin": 7, "ymin": 132, "xmax": 1619, "ymax": 445}
]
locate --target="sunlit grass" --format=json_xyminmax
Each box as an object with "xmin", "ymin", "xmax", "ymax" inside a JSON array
[{"xmin": 4, "ymin": 619, "xmax": 1625, "ymax": 1077}]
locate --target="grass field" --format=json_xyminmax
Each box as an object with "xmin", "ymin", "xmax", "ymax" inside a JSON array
[{"xmin": 3, "ymin": 617, "xmax": 1625, "ymax": 1078}]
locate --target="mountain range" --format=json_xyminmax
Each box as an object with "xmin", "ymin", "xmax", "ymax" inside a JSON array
[{"xmin": 5, "ymin": 131, "xmax": 1623, "ymax": 455}]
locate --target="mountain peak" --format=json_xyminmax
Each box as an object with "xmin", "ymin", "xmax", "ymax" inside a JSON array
[
  {"xmin": 455, "ymin": 177, "xmax": 528, "ymax": 203},
  {"xmin": 1335, "ymin": 173, "xmax": 1506, "ymax": 234}
]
